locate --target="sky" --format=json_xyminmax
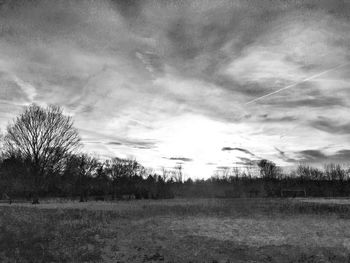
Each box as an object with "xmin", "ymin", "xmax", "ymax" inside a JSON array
[{"xmin": 0, "ymin": 0, "xmax": 349, "ymax": 178}]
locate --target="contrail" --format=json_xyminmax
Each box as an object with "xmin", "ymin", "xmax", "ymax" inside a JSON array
[{"xmin": 245, "ymin": 63, "xmax": 348, "ymax": 105}]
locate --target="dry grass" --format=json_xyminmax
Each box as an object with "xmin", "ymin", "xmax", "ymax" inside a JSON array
[{"xmin": 1, "ymin": 198, "xmax": 350, "ymax": 262}]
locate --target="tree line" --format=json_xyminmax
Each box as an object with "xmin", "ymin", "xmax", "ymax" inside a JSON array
[
  {"xmin": 173, "ymin": 160, "xmax": 350, "ymax": 198},
  {"xmin": 1, "ymin": 104, "xmax": 350, "ymax": 203}
]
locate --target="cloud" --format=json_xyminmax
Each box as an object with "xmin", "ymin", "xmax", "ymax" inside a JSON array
[
  {"xmin": 274, "ymin": 147, "xmax": 298, "ymax": 163},
  {"xmin": 80, "ymin": 128, "xmax": 158, "ymax": 150},
  {"xmin": 275, "ymin": 147, "xmax": 285, "ymax": 157},
  {"xmin": 164, "ymin": 157, "xmax": 193, "ymax": 162},
  {"xmin": 0, "ymin": 78, "xmax": 27, "ymax": 103},
  {"xmin": 235, "ymin": 157, "xmax": 257, "ymax": 166},
  {"xmin": 11, "ymin": 75, "xmax": 37, "ymax": 102},
  {"xmin": 294, "ymin": 149, "xmax": 350, "ymax": 164},
  {"xmin": 107, "ymin": 141, "xmax": 122, "ymax": 145},
  {"xmin": 256, "ymin": 114, "xmax": 297, "ymax": 123},
  {"xmin": 333, "ymin": 150, "xmax": 350, "ymax": 162},
  {"xmin": 311, "ymin": 117, "xmax": 350, "ymax": 135},
  {"xmin": 221, "ymin": 147, "xmax": 256, "ymax": 156},
  {"xmin": 106, "ymin": 138, "xmax": 157, "ymax": 149},
  {"xmin": 260, "ymin": 95, "xmax": 345, "ymax": 108},
  {"xmin": 296, "ymin": 150, "xmax": 327, "ymax": 163},
  {"xmin": 135, "ymin": 51, "xmax": 164, "ymax": 77}
]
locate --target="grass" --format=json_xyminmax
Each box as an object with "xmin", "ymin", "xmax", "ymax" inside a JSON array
[
  {"xmin": 1, "ymin": 198, "xmax": 350, "ymax": 262},
  {"xmin": 0, "ymin": 208, "xmax": 106, "ymax": 262}
]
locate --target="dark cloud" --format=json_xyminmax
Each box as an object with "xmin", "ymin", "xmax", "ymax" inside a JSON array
[
  {"xmin": 333, "ymin": 150, "xmax": 350, "ymax": 162},
  {"xmin": 164, "ymin": 157, "xmax": 193, "ymax": 162},
  {"xmin": 311, "ymin": 117, "xmax": 350, "ymax": 135},
  {"xmin": 221, "ymin": 147, "xmax": 255, "ymax": 156},
  {"xmin": 294, "ymin": 149, "xmax": 350, "ymax": 164},
  {"xmin": 110, "ymin": 0, "xmax": 143, "ymax": 20},
  {"xmin": 235, "ymin": 157, "xmax": 257, "ymax": 166},
  {"xmin": 261, "ymin": 96, "xmax": 345, "ymax": 108},
  {"xmin": 259, "ymin": 115, "xmax": 297, "ymax": 123},
  {"xmin": 214, "ymin": 77, "xmax": 274, "ymax": 98},
  {"xmin": 275, "ymin": 147, "xmax": 285, "ymax": 157},
  {"xmin": 107, "ymin": 141, "xmax": 122, "ymax": 145},
  {"xmin": 299, "ymin": 150, "xmax": 326, "ymax": 160},
  {"xmin": 275, "ymin": 147, "xmax": 298, "ymax": 163}
]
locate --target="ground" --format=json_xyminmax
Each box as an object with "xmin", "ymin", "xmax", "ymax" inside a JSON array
[{"xmin": 1, "ymin": 198, "xmax": 350, "ymax": 263}]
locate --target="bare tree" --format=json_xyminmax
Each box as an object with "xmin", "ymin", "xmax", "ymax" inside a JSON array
[
  {"xmin": 172, "ymin": 164, "xmax": 183, "ymax": 183},
  {"xmin": 74, "ymin": 154, "xmax": 99, "ymax": 202},
  {"xmin": 257, "ymin": 159, "xmax": 279, "ymax": 180},
  {"xmin": 161, "ymin": 167, "xmax": 170, "ymax": 182},
  {"xmin": 4, "ymin": 104, "xmax": 80, "ymax": 203},
  {"xmin": 107, "ymin": 157, "xmax": 141, "ymax": 199}
]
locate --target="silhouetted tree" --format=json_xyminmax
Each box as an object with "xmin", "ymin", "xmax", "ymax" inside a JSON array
[
  {"xmin": 161, "ymin": 167, "xmax": 171, "ymax": 182},
  {"xmin": 107, "ymin": 158, "xmax": 142, "ymax": 198},
  {"xmin": 257, "ymin": 159, "xmax": 278, "ymax": 180},
  {"xmin": 324, "ymin": 163, "xmax": 348, "ymax": 181},
  {"xmin": 76, "ymin": 154, "xmax": 99, "ymax": 202},
  {"xmin": 3, "ymin": 104, "xmax": 80, "ymax": 203},
  {"xmin": 173, "ymin": 164, "xmax": 183, "ymax": 183},
  {"xmin": 93, "ymin": 161, "xmax": 110, "ymax": 199},
  {"xmin": 0, "ymin": 152, "xmax": 31, "ymax": 198}
]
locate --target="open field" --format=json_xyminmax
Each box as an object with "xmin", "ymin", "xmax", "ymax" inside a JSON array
[{"xmin": 1, "ymin": 198, "xmax": 350, "ymax": 263}]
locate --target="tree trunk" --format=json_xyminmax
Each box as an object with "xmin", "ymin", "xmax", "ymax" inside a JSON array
[
  {"xmin": 32, "ymin": 192, "xmax": 40, "ymax": 204},
  {"xmin": 31, "ymin": 164, "xmax": 41, "ymax": 204}
]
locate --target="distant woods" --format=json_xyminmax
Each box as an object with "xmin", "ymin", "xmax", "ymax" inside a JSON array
[
  {"xmin": 1, "ymin": 104, "xmax": 350, "ymax": 202},
  {"xmin": 187, "ymin": 161, "xmax": 350, "ymax": 198}
]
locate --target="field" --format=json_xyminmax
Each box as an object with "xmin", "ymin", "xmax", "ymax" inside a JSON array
[{"xmin": 1, "ymin": 198, "xmax": 350, "ymax": 263}]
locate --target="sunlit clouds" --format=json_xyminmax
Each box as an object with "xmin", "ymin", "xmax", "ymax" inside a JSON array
[{"xmin": 0, "ymin": 0, "xmax": 349, "ymax": 178}]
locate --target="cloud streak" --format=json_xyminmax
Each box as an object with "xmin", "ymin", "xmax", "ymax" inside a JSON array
[{"xmin": 164, "ymin": 157, "xmax": 193, "ymax": 162}]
